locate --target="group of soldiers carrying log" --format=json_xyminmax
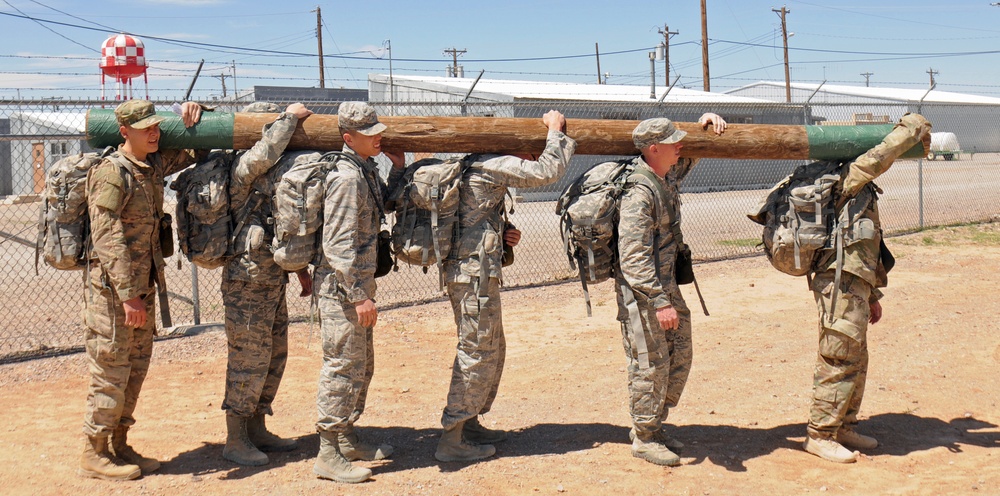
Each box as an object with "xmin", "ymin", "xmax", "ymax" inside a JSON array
[{"xmin": 77, "ymin": 97, "xmax": 931, "ymax": 483}]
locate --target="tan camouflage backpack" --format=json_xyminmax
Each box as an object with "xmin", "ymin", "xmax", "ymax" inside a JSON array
[
  {"xmin": 386, "ymin": 156, "xmax": 469, "ymax": 284},
  {"xmin": 35, "ymin": 147, "xmax": 114, "ymax": 272},
  {"xmin": 171, "ymin": 150, "xmax": 234, "ymax": 269}
]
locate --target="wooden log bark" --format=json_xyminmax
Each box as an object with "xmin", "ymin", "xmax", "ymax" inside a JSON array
[{"xmin": 87, "ymin": 110, "xmax": 929, "ymax": 161}]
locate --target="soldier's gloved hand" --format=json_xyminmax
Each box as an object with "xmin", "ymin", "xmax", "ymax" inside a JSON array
[{"xmin": 656, "ymin": 304, "xmax": 679, "ymax": 331}]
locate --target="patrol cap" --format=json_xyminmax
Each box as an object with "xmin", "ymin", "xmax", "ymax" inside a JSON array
[
  {"xmin": 241, "ymin": 101, "xmax": 280, "ymax": 113},
  {"xmin": 338, "ymin": 101, "xmax": 387, "ymax": 136},
  {"xmin": 115, "ymin": 99, "xmax": 166, "ymax": 129},
  {"xmin": 632, "ymin": 117, "xmax": 688, "ymax": 150}
]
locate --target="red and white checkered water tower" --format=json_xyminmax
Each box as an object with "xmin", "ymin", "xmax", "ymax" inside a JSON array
[{"xmin": 100, "ymin": 33, "xmax": 149, "ymax": 100}]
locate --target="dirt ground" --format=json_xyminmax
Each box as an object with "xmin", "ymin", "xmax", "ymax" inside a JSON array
[{"xmin": 1, "ymin": 223, "xmax": 998, "ymax": 496}]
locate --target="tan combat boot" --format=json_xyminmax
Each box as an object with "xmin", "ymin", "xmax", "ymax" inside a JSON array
[
  {"xmin": 629, "ymin": 427, "xmax": 684, "ymax": 453},
  {"xmin": 111, "ymin": 425, "xmax": 160, "ymax": 474},
  {"xmin": 313, "ymin": 431, "xmax": 371, "ymax": 484},
  {"xmin": 223, "ymin": 415, "xmax": 268, "ymax": 466},
  {"xmin": 338, "ymin": 424, "xmax": 393, "ymax": 461},
  {"xmin": 631, "ymin": 430, "xmax": 681, "ymax": 466},
  {"xmin": 463, "ymin": 416, "xmax": 507, "ymax": 444},
  {"xmin": 79, "ymin": 435, "xmax": 141, "ymax": 481},
  {"xmin": 435, "ymin": 421, "xmax": 496, "ymax": 462},
  {"xmin": 803, "ymin": 434, "xmax": 857, "ymax": 463},
  {"xmin": 836, "ymin": 426, "xmax": 878, "ymax": 450},
  {"xmin": 246, "ymin": 413, "xmax": 297, "ymax": 452}
]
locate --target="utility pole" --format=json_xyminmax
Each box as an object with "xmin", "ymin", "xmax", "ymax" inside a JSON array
[
  {"xmin": 444, "ymin": 47, "xmax": 466, "ymax": 77},
  {"xmin": 927, "ymin": 67, "xmax": 938, "ymax": 88},
  {"xmin": 860, "ymin": 71, "xmax": 874, "ymax": 87},
  {"xmin": 658, "ymin": 24, "xmax": 678, "ymax": 86},
  {"xmin": 701, "ymin": 0, "xmax": 710, "ymax": 91},
  {"xmin": 773, "ymin": 6, "xmax": 791, "ymax": 102},
  {"xmin": 595, "ymin": 42, "xmax": 602, "ymax": 84},
  {"xmin": 214, "ymin": 73, "xmax": 231, "ymax": 97},
  {"xmin": 314, "ymin": 6, "xmax": 325, "ymax": 88}
]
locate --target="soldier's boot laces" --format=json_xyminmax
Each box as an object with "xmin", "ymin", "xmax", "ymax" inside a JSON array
[
  {"xmin": 79, "ymin": 435, "xmax": 141, "ymax": 481},
  {"xmin": 338, "ymin": 425, "xmax": 393, "ymax": 461},
  {"xmin": 246, "ymin": 413, "xmax": 298, "ymax": 452},
  {"xmin": 435, "ymin": 421, "xmax": 496, "ymax": 462},
  {"xmin": 836, "ymin": 426, "xmax": 878, "ymax": 450},
  {"xmin": 629, "ymin": 427, "xmax": 684, "ymax": 453},
  {"xmin": 223, "ymin": 415, "xmax": 269, "ymax": 466},
  {"xmin": 111, "ymin": 425, "xmax": 161, "ymax": 474},
  {"xmin": 631, "ymin": 437, "xmax": 681, "ymax": 467},
  {"xmin": 462, "ymin": 416, "xmax": 507, "ymax": 444},
  {"xmin": 803, "ymin": 435, "xmax": 857, "ymax": 463},
  {"xmin": 314, "ymin": 431, "xmax": 371, "ymax": 484}
]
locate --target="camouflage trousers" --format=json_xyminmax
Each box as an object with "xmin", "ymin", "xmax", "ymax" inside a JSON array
[
  {"xmin": 221, "ymin": 277, "xmax": 289, "ymax": 418},
  {"xmin": 616, "ymin": 280, "xmax": 692, "ymax": 439},
  {"xmin": 81, "ymin": 269, "xmax": 156, "ymax": 437},
  {"xmin": 808, "ymin": 270, "xmax": 871, "ymax": 437},
  {"xmin": 316, "ymin": 295, "xmax": 375, "ymax": 434},
  {"xmin": 441, "ymin": 278, "xmax": 506, "ymax": 430}
]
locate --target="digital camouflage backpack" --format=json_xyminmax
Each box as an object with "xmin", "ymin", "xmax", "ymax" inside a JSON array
[
  {"xmin": 35, "ymin": 147, "xmax": 114, "ymax": 272},
  {"xmin": 747, "ymin": 161, "xmax": 844, "ymax": 277},
  {"xmin": 171, "ymin": 150, "xmax": 234, "ymax": 269},
  {"xmin": 386, "ymin": 156, "xmax": 468, "ymax": 284}
]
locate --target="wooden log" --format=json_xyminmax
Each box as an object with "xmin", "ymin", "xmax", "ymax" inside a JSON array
[{"xmin": 86, "ymin": 109, "xmax": 929, "ymax": 161}]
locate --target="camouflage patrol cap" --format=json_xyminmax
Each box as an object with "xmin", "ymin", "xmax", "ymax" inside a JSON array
[
  {"xmin": 338, "ymin": 101, "xmax": 387, "ymax": 136},
  {"xmin": 632, "ymin": 117, "xmax": 687, "ymax": 150},
  {"xmin": 115, "ymin": 99, "xmax": 166, "ymax": 129},
  {"xmin": 242, "ymin": 101, "xmax": 281, "ymax": 113}
]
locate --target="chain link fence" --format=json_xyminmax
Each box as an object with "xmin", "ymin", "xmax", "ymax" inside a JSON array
[{"xmin": 2, "ymin": 98, "xmax": 998, "ymax": 362}]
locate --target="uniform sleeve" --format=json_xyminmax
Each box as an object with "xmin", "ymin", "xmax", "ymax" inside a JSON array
[
  {"xmin": 229, "ymin": 112, "xmax": 299, "ymax": 206},
  {"xmin": 842, "ymin": 113, "xmax": 931, "ymax": 197},
  {"xmin": 385, "ymin": 165, "xmax": 406, "ymax": 204},
  {"xmin": 321, "ymin": 170, "xmax": 369, "ymax": 303},
  {"xmin": 479, "ymin": 129, "xmax": 577, "ymax": 188},
  {"xmin": 87, "ymin": 160, "xmax": 140, "ymax": 301},
  {"xmin": 617, "ymin": 185, "xmax": 671, "ymax": 309},
  {"xmin": 666, "ymin": 157, "xmax": 699, "ymax": 186},
  {"xmin": 160, "ymin": 148, "xmax": 200, "ymax": 177}
]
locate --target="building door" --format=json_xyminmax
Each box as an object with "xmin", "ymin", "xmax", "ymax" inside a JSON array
[{"xmin": 32, "ymin": 143, "xmax": 45, "ymax": 194}]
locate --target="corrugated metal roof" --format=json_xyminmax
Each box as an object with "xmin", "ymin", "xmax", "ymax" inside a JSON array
[
  {"xmin": 726, "ymin": 81, "xmax": 1000, "ymax": 104},
  {"xmin": 13, "ymin": 112, "xmax": 86, "ymax": 132},
  {"xmin": 373, "ymin": 74, "xmax": 769, "ymax": 103}
]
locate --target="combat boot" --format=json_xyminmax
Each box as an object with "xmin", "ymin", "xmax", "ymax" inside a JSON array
[
  {"xmin": 246, "ymin": 413, "xmax": 297, "ymax": 452},
  {"xmin": 631, "ymin": 433, "xmax": 681, "ymax": 467},
  {"xmin": 435, "ymin": 421, "xmax": 495, "ymax": 462},
  {"xmin": 836, "ymin": 426, "xmax": 878, "ymax": 450},
  {"xmin": 629, "ymin": 427, "xmax": 684, "ymax": 453},
  {"xmin": 338, "ymin": 424, "xmax": 393, "ymax": 461},
  {"xmin": 803, "ymin": 435, "xmax": 857, "ymax": 463},
  {"xmin": 79, "ymin": 435, "xmax": 141, "ymax": 481},
  {"xmin": 111, "ymin": 425, "xmax": 160, "ymax": 474},
  {"xmin": 463, "ymin": 416, "xmax": 507, "ymax": 444},
  {"xmin": 313, "ymin": 431, "xmax": 371, "ymax": 484},
  {"xmin": 223, "ymin": 415, "xmax": 269, "ymax": 466}
]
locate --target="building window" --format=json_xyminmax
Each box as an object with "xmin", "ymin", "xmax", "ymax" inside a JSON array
[{"xmin": 49, "ymin": 142, "xmax": 68, "ymax": 156}]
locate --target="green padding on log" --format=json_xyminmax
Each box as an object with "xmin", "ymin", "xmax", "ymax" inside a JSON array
[
  {"xmin": 86, "ymin": 109, "xmax": 235, "ymax": 150},
  {"xmin": 806, "ymin": 124, "xmax": 925, "ymax": 161}
]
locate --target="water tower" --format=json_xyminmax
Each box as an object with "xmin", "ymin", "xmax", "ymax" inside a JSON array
[{"xmin": 100, "ymin": 33, "xmax": 149, "ymax": 100}]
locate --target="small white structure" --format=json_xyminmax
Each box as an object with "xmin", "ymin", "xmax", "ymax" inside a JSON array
[{"xmin": 928, "ymin": 132, "xmax": 962, "ymax": 160}]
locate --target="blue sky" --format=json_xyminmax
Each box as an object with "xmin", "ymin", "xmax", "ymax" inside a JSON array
[{"xmin": 3, "ymin": 0, "xmax": 1000, "ymax": 100}]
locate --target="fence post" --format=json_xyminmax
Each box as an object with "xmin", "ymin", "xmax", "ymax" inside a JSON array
[
  {"xmin": 190, "ymin": 263, "xmax": 201, "ymax": 325},
  {"xmin": 918, "ymin": 158, "xmax": 925, "ymax": 229}
]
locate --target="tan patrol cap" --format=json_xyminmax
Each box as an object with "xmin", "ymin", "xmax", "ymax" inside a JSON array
[
  {"xmin": 632, "ymin": 117, "xmax": 688, "ymax": 150},
  {"xmin": 114, "ymin": 99, "xmax": 166, "ymax": 129},
  {"xmin": 338, "ymin": 101, "xmax": 387, "ymax": 136}
]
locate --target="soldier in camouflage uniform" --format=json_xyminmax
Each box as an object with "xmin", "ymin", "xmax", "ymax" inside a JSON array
[
  {"xmin": 435, "ymin": 110, "xmax": 577, "ymax": 463},
  {"xmin": 80, "ymin": 100, "xmax": 203, "ymax": 480},
  {"xmin": 803, "ymin": 113, "xmax": 931, "ymax": 463},
  {"xmin": 312, "ymin": 102, "xmax": 406, "ymax": 484},
  {"xmin": 219, "ymin": 102, "xmax": 315, "ymax": 466},
  {"xmin": 614, "ymin": 114, "xmax": 726, "ymax": 467}
]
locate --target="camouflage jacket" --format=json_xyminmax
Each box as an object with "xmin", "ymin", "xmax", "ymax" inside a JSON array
[
  {"xmin": 315, "ymin": 145, "xmax": 405, "ymax": 303},
  {"xmin": 615, "ymin": 156, "xmax": 698, "ymax": 310},
  {"xmin": 224, "ymin": 112, "xmax": 300, "ymax": 285},
  {"xmin": 87, "ymin": 147, "xmax": 198, "ymax": 301},
  {"xmin": 444, "ymin": 129, "xmax": 577, "ymax": 284}
]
